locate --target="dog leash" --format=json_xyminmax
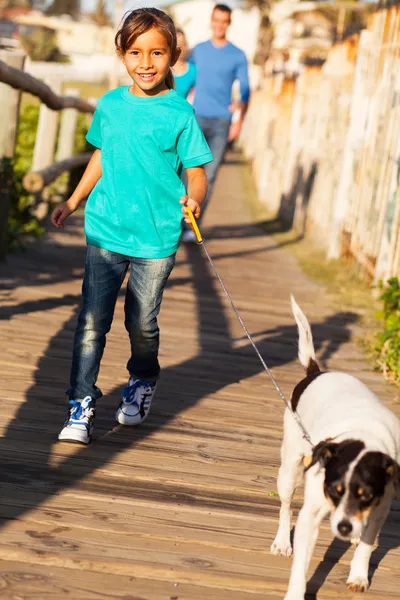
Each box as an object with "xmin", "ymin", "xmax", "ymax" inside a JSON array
[{"xmin": 185, "ymin": 206, "xmax": 314, "ymax": 449}]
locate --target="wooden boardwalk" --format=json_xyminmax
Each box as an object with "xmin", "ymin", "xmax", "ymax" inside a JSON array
[{"xmin": 0, "ymin": 153, "xmax": 399, "ymax": 599}]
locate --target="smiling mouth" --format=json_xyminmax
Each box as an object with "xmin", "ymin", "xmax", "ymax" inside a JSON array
[{"xmin": 137, "ymin": 73, "xmax": 157, "ymax": 81}]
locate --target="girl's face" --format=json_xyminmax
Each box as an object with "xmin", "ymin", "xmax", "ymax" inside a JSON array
[{"xmin": 122, "ymin": 27, "xmax": 178, "ymax": 97}]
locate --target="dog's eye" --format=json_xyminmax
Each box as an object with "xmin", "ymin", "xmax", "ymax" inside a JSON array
[
  {"xmin": 357, "ymin": 487, "xmax": 373, "ymax": 503},
  {"xmin": 335, "ymin": 483, "xmax": 345, "ymax": 496},
  {"xmin": 360, "ymin": 492, "xmax": 373, "ymax": 503},
  {"xmin": 329, "ymin": 482, "xmax": 345, "ymax": 497}
]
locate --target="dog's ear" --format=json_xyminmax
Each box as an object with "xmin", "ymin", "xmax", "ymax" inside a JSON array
[
  {"xmin": 380, "ymin": 454, "xmax": 399, "ymax": 484},
  {"xmin": 367, "ymin": 453, "xmax": 400, "ymax": 488},
  {"xmin": 306, "ymin": 440, "xmax": 338, "ymax": 471}
]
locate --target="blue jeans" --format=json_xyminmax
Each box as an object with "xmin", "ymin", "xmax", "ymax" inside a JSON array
[
  {"xmin": 67, "ymin": 245, "xmax": 175, "ymax": 400},
  {"xmin": 183, "ymin": 117, "xmax": 231, "ymax": 228}
]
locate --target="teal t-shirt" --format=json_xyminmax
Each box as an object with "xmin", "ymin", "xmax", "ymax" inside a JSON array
[
  {"xmin": 85, "ymin": 86, "xmax": 213, "ymax": 258},
  {"xmin": 174, "ymin": 63, "xmax": 196, "ymax": 99}
]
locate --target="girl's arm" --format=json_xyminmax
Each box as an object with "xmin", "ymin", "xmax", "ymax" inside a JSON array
[
  {"xmin": 51, "ymin": 149, "xmax": 102, "ymax": 228},
  {"xmin": 180, "ymin": 165, "xmax": 208, "ymax": 225}
]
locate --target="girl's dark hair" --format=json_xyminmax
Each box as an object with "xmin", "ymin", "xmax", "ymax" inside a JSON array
[{"xmin": 115, "ymin": 8, "xmax": 177, "ymax": 90}]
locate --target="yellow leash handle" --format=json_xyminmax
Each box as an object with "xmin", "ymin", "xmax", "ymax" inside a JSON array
[{"xmin": 185, "ymin": 204, "xmax": 203, "ymax": 243}]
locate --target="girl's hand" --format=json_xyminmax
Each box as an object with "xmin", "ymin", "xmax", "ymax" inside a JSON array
[
  {"xmin": 180, "ymin": 195, "xmax": 201, "ymax": 225},
  {"xmin": 50, "ymin": 201, "xmax": 77, "ymax": 229}
]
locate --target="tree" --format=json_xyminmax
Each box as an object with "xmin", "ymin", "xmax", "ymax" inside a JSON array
[
  {"xmin": 46, "ymin": 0, "xmax": 80, "ymax": 19},
  {"xmin": 91, "ymin": 0, "xmax": 111, "ymax": 26},
  {"xmin": 244, "ymin": 0, "xmax": 271, "ymax": 13},
  {"xmin": 2, "ymin": 0, "xmax": 33, "ymax": 8},
  {"xmin": 19, "ymin": 26, "xmax": 68, "ymax": 61}
]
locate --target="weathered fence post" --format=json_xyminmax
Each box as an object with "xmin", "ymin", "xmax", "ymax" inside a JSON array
[
  {"xmin": 0, "ymin": 50, "xmax": 25, "ymax": 260},
  {"xmin": 56, "ymin": 87, "xmax": 80, "ymax": 162},
  {"xmin": 31, "ymin": 77, "xmax": 62, "ymax": 172}
]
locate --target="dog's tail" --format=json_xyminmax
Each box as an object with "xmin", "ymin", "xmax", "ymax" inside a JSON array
[{"xmin": 291, "ymin": 295, "xmax": 320, "ymax": 375}]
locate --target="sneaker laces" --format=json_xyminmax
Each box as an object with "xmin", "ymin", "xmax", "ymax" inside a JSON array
[
  {"xmin": 68, "ymin": 397, "xmax": 95, "ymax": 422},
  {"xmin": 122, "ymin": 380, "xmax": 155, "ymax": 406}
]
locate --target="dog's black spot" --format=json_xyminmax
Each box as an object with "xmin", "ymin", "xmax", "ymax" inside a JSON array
[
  {"xmin": 347, "ymin": 452, "xmax": 397, "ymax": 514},
  {"xmin": 291, "ymin": 367, "xmax": 323, "ymax": 412},
  {"xmin": 307, "ymin": 358, "xmax": 321, "ymax": 376}
]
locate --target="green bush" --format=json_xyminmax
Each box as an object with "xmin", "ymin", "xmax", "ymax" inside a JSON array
[
  {"xmin": 74, "ymin": 112, "xmax": 90, "ymax": 154},
  {"xmin": 5, "ymin": 104, "xmax": 44, "ymax": 250},
  {"xmin": 374, "ymin": 277, "xmax": 400, "ymax": 385},
  {"xmin": 6, "ymin": 103, "xmax": 90, "ymax": 251}
]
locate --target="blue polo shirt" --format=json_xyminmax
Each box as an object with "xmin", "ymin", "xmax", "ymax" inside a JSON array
[
  {"xmin": 85, "ymin": 86, "xmax": 213, "ymax": 259},
  {"xmin": 191, "ymin": 40, "xmax": 250, "ymax": 120}
]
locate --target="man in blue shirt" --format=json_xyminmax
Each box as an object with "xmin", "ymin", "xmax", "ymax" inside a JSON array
[{"xmin": 182, "ymin": 3, "xmax": 250, "ymax": 241}]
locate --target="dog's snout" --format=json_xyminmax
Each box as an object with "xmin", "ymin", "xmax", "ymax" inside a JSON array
[{"xmin": 337, "ymin": 519, "xmax": 353, "ymax": 536}]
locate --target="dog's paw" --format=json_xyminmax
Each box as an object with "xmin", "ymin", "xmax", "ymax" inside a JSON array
[
  {"xmin": 347, "ymin": 576, "xmax": 369, "ymax": 592},
  {"xmin": 270, "ymin": 538, "xmax": 292, "ymax": 557},
  {"xmin": 351, "ymin": 535, "xmax": 361, "ymax": 547}
]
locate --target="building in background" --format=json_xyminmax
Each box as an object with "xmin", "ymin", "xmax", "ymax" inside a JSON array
[
  {"xmin": 6, "ymin": 9, "xmax": 114, "ymax": 80},
  {"xmin": 3, "ymin": 1, "xmax": 263, "ymax": 86},
  {"xmin": 14, "ymin": 11, "xmax": 114, "ymax": 55},
  {"xmin": 256, "ymin": 0, "xmax": 370, "ymax": 78}
]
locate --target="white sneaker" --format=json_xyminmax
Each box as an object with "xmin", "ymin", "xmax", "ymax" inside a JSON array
[
  {"xmin": 181, "ymin": 229, "xmax": 197, "ymax": 243},
  {"xmin": 58, "ymin": 396, "xmax": 96, "ymax": 444},
  {"xmin": 116, "ymin": 378, "xmax": 157, "ymax": 425}
]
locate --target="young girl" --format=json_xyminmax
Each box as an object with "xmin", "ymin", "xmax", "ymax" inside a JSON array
[
  {"xmin": 173, "ymin": 28, "xmax": 196, "ymax": 100},
  {"xmin": 51, "ymin": 8, "xmax": 213, "ymax": 444}
]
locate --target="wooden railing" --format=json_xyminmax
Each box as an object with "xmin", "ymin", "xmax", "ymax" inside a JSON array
[
  {"xmin": 242, "ymin": 6, "xmax": 400, "ymax": 284},
  {"xmin": 0, "ymin": 50, "xmax": 96, "ymax": 258}
]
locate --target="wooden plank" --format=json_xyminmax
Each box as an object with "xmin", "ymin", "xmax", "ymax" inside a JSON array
[
  {"xmin": 0, "ymin": 559, "xmax": 269, "ymax": 599},
  {"xmin": 0, "ymin": 152, "xmax": 399, "ymax": 599}
]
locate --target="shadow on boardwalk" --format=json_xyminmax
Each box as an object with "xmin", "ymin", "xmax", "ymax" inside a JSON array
[
  {"xmin": 305, "ymin": 508, "xmax": 400, "ymax": 598},
  {"xmin": 1, "ymin": 216, "xmax": 396, "ymax": 593}
]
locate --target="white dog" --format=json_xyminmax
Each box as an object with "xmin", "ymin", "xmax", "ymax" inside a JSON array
[{"xmin": 271, "ymin": 297, "xmax": 400, "ymax": 599}]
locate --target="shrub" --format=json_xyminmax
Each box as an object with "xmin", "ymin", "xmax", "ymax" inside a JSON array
[
  {"xmin": 6, "ymin": 103, "xmax": 90, "ymax": 251},
  {"xmin": 4, "ymin": 104, "xmax": 44, "ymax": 250},
  {"xmin": 374, "ymin": 277, "xmax": 400, "ymax": 385}
]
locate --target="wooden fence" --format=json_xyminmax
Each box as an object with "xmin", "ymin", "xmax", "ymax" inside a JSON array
[
  {"xmin": 0, "ymin": 50, "xmax": 96, "ymax": 258},
  {"xmin": 242, "ymin": 6, "xmax": 400, "ymax": 284}
]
